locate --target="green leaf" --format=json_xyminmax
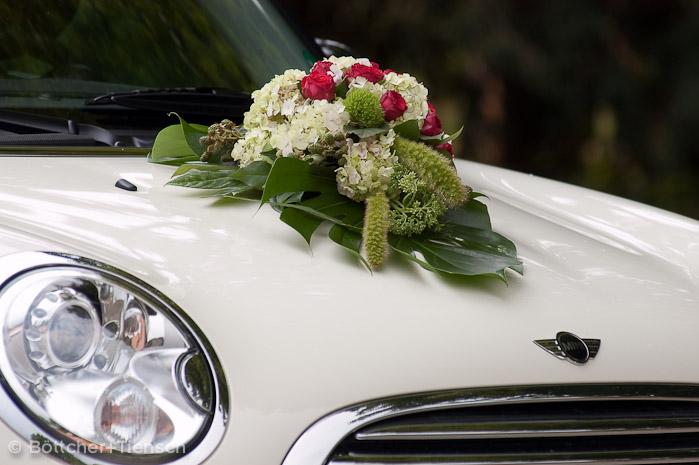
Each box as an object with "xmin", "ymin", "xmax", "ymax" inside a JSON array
[
  {"xmin": 166, "ymin": 169, "xmax": 243, "ymax": 190},
  {"xmin": 147, "ymin": 153, "xmax": 200, "ymax": 166},
  {"xmin": 418, "ymin": 133, "xmax": 444, "ymax": 144},
  {"xmin": 329, "ymin": 224, "xmax": 371, "ymax": 270},
  {"xmin": 440, "ymin": 196, "xmax": 492, "ymax": 230},
  {"xmin": 419, "ymin": 126, "xmax": 464, "ymax": 146},
  {"xmin": 172, "ymin": 163, "xmax": 238, "ymax": 177},
  {"xmin": 335, "ymin": 80, "xmax": 348, "ymax": 99},
  {"xmin": 261, "ymin": 157, "xmax": 337, "ymax": 204},
  {"xmin": 171, "ymin": 113, "xmax": 208, "ymax": 157},
  {"xmin": 149, "ymin": 125, "xmax": 197, "ymax": 162},
  {"xmin": 278, "ymin": 191, "xmax": 363, "ymax": 244},
  {"xmin": 344, "ymin": 123, "xmax": 390, "ymax": 138},
  {"xmin": 439, "ymin": 126, "xmax": 464, "ymax": 145},
  {"xmin": 393, "ymin": 119, "xmax": 420, "ymax": 141},
  {"xmin": 232, "ymin": 161, "xmax": 271, "ymax": 189},
  {"xmin": 259, "ymin": 149, "xmax": 278, "ymax": 164},
  {"xmin": 208, "ymin": 184, "xmax": 256, "ymax": 198},
  {"xmin": 262, "ymin": 157, "xmax": 364, "ymax": 248},
  {"xmin": 389, "ymin": 228, "xmax": 522, "ymax": 281}
]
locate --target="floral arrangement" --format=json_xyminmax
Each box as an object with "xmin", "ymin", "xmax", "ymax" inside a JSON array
[{"xmin": 149, "ymin": 56, "xmax": 522, "ymax": 281}]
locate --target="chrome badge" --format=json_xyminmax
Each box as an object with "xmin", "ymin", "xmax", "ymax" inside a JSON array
[{"xmin": 534, "ymin": 332, "xmax": 601, "ymax": 365}]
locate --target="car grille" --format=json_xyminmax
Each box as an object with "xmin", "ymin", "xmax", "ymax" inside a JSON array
[{"xmin": 282, "ymin": 384, "xmax": 699, "ymax": 465}]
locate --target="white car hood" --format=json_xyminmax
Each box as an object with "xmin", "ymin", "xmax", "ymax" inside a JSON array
[{"xmin": 1, "ymin": 154, "xmax": 698, "ymax": 463}]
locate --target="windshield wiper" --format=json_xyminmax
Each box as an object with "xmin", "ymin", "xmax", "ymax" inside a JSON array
[
  {"xmin": 0, "ymin": 109, "xmax": 126, "ymax": 146},
  {"xmin": 85, "ymin": 87, "xmax": 252, "ymax": 117}
]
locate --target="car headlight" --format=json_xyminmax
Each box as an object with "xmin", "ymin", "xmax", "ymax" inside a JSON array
[{"xmin": 0, "ymin": 252, "xmax": 228, "ymax": 464}]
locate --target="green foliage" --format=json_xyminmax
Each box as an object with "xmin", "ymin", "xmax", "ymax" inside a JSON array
[
  {"xmin": 148, "ymin": 124, "xmax": 200, "ymax": 164},
  {"xmin": 343, "ymin": 123, "xmax": 389, "ymax": 138},
  {"xmin": 393, "ymin": 119, "xmax": 420, "ymax": 141},
  {"xmin": 390, "ymin": 199, "xmax": 523, "ymax": 282},
  {"xmin": 260, "ymin": 157, "xmax": 520, "ymax": 279},
  {"xmin": 171, "ymin": 113, "xmax": 208, "ymax": 157},
  {"xmin": 393, "ymin": 136, "xmax": 469, "ymax": 208},
  {"xmin": 150, "ymin": 119, "xmax": 521, "ymax": 280},
  {"xmin": 344, "ymin": 88, "xmax": 385, "ymax": 128}
]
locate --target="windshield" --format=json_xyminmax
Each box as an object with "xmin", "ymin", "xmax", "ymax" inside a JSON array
[{"xmin": 0, "ymin": 0, "xmax": 320, "ymax": 138}]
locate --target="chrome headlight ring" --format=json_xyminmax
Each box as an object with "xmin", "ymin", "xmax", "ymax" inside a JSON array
[{"xmin": 0, "ymin": 252, "xmax": 228, "ymax": 465}]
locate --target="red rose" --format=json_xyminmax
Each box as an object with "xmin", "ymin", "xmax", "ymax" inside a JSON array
[
  {"xmin": 420, "ymin": 112, "xmax": 442, "ymax": 136},
  {"xmin": 301, "ymin": 72, "xmax": 336, "ymax": 101},
  {"xmin": 436, "ymin": 142, "xmax": 453, "ymax": 158},
  {"xmin": 420, "ymin": 101, "xmax": 442, "ymax": 136},
  {"xmin": 346, "ymin": 63, "xmax": 384, "ymax": 83},
  {"xmin": 380, "ymin": 90, "xmax": 407, "ymax": 121},
  {"xmin": 311, "ymin": 61, "xmax": 334, "ymax": 75},
  {"xmin": 370, "ymin": 61, "xmax": 381, "ymax": 69}
]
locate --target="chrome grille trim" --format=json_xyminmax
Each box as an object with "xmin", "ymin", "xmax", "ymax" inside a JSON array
[
  {"xmin": 355, "ymin": 417, "xmax": 699, "ymax": 440},
  {"xmin": 281, "ymin": 384, "xmax": 699, "ymax": 465}
]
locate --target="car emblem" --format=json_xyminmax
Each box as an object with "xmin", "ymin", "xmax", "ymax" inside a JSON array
[{"xmin": 534, "ymin": 332, "xmax": 601, "ymax": 365}]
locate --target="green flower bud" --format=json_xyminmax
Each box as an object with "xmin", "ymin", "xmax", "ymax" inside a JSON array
[
  {"xmin": 336, "ymin": 146, "xmax": 348, "ymax": 157},
  {"xmin": 323, "ymin": 133, "xmax": 336, "ymax": 145},
  {"xmin": 308, "ymin": 143, "xmax": 323, "ymax": 154},
  {"xmin": 363, "ymin": 191, "xmax": 390, "ymax": 270},
  {"xmin": 393, "ymin": 136, "xmax": 469, "ymax": 208},
  {"xmin": 334, "ymin": 132, "xmax": 345, "ymax": 142},
  {"xmin": 344, "ymin": 88, "xmax": 385, "ymax": 128}
]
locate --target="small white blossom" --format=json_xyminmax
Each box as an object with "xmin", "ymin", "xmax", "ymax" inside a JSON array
[{"xmin": 335, "ymin": 130, "xmax": 397, "ymax": 201}]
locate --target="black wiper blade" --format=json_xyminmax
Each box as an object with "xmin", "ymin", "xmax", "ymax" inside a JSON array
[
  {"xmin": 0, "ymin": 109, "xmax": 124, "ymax": 146},
  {"xmin": 85, "ymin": 87, "xmax": 252, "ymax": 116}
]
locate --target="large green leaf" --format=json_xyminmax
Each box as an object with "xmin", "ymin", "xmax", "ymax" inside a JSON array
[
  {"xmin": 440, "ymin": 196, "xmax": 492, "ymax": 230},
  {"xmin": 172, "ymin": 113, "xmax": 208, "ymax": 157},
  {"xmin": 329, "ymin": 224, "xmax": 370, "ymax": 270},
  {"xmin": 389, "ymin": 227, "xmax": 522, "ymax": 281},
  {"xmin": 149, "ymin": 124, "xmax": 198, "ymax": 162},
  {"xmin": 261, "ymin": 157, "xmax": 337, "ymax": 204},
  {"xmin": 172, "ymin": 163, "xmax": 238, "ymax": 176},
  {"xmin": 232, "ymin": 161, "xmax": 271, "ymax": 189},
  {"xmin": 278, "ymin": 190, "xmax": 363, "ymax": 244},
  {"xmin": 166, "ymin": 169, "xmax": 244, "ymax": 190}
]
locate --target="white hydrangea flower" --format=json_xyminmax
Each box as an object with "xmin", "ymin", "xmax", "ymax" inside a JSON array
[
  {"xmin": 230, "ymin": 127, "xmax": 271, "ymax": 166},
  {"xmin": 336, "ymin": 130, "xmax": 398, "ymax": 201},
  {"xmin": 262, "ymin": 100, "xmax": 350, "ymax": 162},
  {"xmin": 243, "ymin": 68, "xmax": 306, "ymax": 129},
  {"xmin": 327, "ymin": 55, "xmax": 371, "ymax": 72}
]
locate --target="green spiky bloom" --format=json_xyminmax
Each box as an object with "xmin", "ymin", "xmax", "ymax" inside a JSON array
[
  {"xmin": 388, "ymin": 165, "xmax": 447, "ymax": 236},
  {"xmin": 393, "ymin": 136, "xmax": 469, "ymax": 208},
  {"xmin": 344, "ymin": 88, "xmax": 385, "ymax": 128},
  {"xmin": 363, "ymin": 191, "xmax": 390, "ymax": 270}
]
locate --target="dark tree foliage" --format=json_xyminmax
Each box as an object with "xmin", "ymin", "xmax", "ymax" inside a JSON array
[{"xmin": 283, "ymin": 0, "xmax": 699, "ymax": 219}]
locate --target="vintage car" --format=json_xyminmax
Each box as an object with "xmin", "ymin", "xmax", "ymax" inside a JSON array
[{"xmin": 1, "ymin": 1, "xmax": 699, "ymax": 465}]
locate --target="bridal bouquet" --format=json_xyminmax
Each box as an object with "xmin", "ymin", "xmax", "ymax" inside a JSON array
[{"xmin": 149, "ymin": 56, "xmax": 521, "ymax": 282}]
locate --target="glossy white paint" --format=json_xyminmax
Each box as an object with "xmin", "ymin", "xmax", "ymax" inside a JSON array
[{"xmin": 0, "ymin": 154, "xmax": 697, "ymax": 465}]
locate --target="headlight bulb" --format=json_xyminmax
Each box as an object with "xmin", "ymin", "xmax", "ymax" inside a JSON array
[{"xmin": 24, "ymin": 287, "xmax": 101, "ymax": 370}]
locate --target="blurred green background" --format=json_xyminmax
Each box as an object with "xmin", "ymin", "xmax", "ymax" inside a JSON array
[{"xmin": 283, "ymin": 0, "xmax": 699, "ymax": 220}]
